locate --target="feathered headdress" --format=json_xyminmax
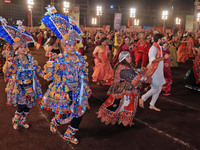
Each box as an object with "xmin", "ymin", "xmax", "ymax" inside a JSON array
[{"xmin": 41, "ymin": 6, "xmax": 81, "ymax": 44}]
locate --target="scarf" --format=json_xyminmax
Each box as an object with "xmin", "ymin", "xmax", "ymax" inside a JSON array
[{"xmin": 145, "ymin": 42, "xmax": 161, "ymax": 77}]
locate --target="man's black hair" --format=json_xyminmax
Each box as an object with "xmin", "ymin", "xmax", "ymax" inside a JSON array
[{"xmin": 154, "ymin": 33, "xmax": 164, "ymax": 42}]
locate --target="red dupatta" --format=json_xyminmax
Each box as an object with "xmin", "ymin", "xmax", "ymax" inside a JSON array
[{"xmin": 145, "ymin": 42, "xmax": 161, "ymax": 77}]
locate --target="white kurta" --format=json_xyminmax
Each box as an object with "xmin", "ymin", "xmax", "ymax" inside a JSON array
[{"xmin": 148, "ymin": 45, "xmax": 166, "ymax": 87}]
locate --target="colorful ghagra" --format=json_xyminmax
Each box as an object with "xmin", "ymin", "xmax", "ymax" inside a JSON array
[
  {"xmin": 162, "ymin": 48, "xmax": 173, "ymax": 95},
  {"xmin": 185, "ymin": 52, "xmax": 200, "ymax": 91},
  {"xmin": 92, "ymin": 45, "xmax": 114, "ymax": 85},
  {"xmin": 42, "ymin": 53, "xmax": 91, "ymax": 124},
  {"xmin": 3, "ymin": 54, "xmax": 43, "ymax": 107},
  {"xmin": 97, "ymin": 64, "xmax": 151, "ymax": 126}
]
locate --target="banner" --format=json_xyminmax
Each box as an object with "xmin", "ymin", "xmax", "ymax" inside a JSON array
[
  {"xmin": 69, "ymin": 4, "xmax": 80, "ymax": 27},
  {"xmin": 143, "ymin": 26, "xmax": 155, "ymax": 30},
  {"xmin": 155, "ymin": 26, "xmax": 164, "ymax": 32},
  {"xmin": 114, "ymin": 13, "xmax": 122, "ymax": 31},
  {"xmin": 129, "ymin": 26, "xmax": 142, "ymax": 32},
  {"xmin": 185, "ymin": 15, "xmax": 194, "ymax": 32},
  {"xmin": 120, "ymin": 26, "xmax": 126, "ymax": 31}
]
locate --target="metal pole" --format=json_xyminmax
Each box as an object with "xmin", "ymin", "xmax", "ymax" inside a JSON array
[
  {"xmin": 99, "ymin": 16, "xmax": 100, "ymax": 28},
  {"xmin": 163, "ymin": 19, "xmax": 165, "ymax": 33}
]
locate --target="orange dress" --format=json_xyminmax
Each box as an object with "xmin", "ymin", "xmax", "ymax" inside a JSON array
[
  {"xmin": 177, "ymin": 43, "xmax": 189, "ymax": 63},
  {"xmin": 92, "ymin": 45, "xmax": 114, "ymax": 85}
]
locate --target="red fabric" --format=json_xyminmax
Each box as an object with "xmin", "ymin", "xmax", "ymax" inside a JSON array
[
  {"xmin": 145, "ymin": 42, "xmax": 161, "ymax": 77},
  {"xmin": 162, "ymin": 49, "xmax": 172, "ymax": 94},
  {"xmin": 113, "ymin": 40, "xmax": 131, "ymax": 65},
  {"xmin": 127, "ymin": 18, "xmax": 130, "ymax": 27},
  {"xmin": 37, "ymin": 34, "xmax": 42, "ymax": 48},
  {"xmin": 193, "ymin": 56, "xmax": 200, "ymax": 84},
  {"xmin": 78, "ymin": 48, "xmax": 84, "ymax": 56},
  {"xmin": 27, "ymin": 11, "xmax": 31, "ymax": 26},
  {"xmin": 134, "ymin": 40, "xmax": 150, "ymax": 67}
]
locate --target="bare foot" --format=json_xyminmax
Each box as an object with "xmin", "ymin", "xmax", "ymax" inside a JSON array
[
  {"xmin": 139, "ymin": 99, "xmax": 144, "ymax": 108},
  {"xmin": 149, "ymin": 105, "xmax": 161, "ymax": 112}
]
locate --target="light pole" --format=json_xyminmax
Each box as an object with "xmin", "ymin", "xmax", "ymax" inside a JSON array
[
  {"xmin": 92, "ymin": 17, "xmax": 97, "ymax": 29},
  {"xmin": 162, "ymin": 10, "xmax": 168, "ymax": 33},
  {"xmin": 27, "ymin": 0, "xmax": 34, "ymax": 28},
  {"xmin": 197, "ymin": 13, "xmax": 200, "ymax": 31},
  {"xmin": 130, "ymin": 8, "xmax": 136, "ymax": 26},
  {"xmin": 96, "ymin": 6, "xmax": 102, "ymax": 28},
  {"xmin": 176, "ymin": 17, "xmax": 181, "ymax": 31},
  {"xmin": 134, "ymin": 19, "xmax": 139, "ymax": 26},
  {"xmin": 63, "ymin": 1, "xmax": 70, "ymax": 16}
]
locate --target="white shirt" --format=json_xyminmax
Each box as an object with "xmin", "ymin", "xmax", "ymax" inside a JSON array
[{"xmin": 148, "ymin": 45, "xmax": 166, "ymax": 87}]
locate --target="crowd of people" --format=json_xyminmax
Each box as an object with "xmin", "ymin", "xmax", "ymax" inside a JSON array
[{"xmin": 0, "ymin": 5, "xmax": 200, "ymax": 145}]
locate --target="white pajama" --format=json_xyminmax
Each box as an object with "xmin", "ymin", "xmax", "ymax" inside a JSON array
[
  {"xmin": 142, "ymin": 85, "xmax": 162, "ymax": 106},
  {"xmin": 141, "ymin": 45, "xmax": 166, "ymax": 106}
]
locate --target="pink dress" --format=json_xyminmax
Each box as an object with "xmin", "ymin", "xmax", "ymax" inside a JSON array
[{"xmin": 92, "ymin": 45, "xmax": 114, "ymax": 85}]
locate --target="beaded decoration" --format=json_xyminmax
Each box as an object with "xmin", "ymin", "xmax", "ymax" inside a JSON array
[
  {"xmin": 41, "ymin": 6, "xmax": 81, "ymax": 43},
  {"xmin": 0, "ymin": 17, "xmax": 34, "ymax": 45}
]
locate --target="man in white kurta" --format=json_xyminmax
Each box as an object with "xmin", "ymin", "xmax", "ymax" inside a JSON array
[{"xmin": 139, "ymin": 34, "xmax": 168, "ymax": 111}]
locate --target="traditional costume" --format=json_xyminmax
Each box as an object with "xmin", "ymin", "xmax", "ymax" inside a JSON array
[
  {"xmin": 40, "ymin": 6, "xmax": 91, "ymax": 144},
  {"xmin": 187, "ymin": 36, "xmax": 194, "ymax": 58},
  {"xmin": 185, "ymin": 48, "xmax": 200, "ymax": 91},
  {"xmin": 169, "ymin": 44, "xmax": 178, "ymax": 67},
  {"xmin": 134, "ymin": 33, "xmax": 150, "ymax": 67},
  {"xmin": 0, "ymin": 18, "xmax": 43, "ymax": 129},
  {"xmin": 113, "ymin": 32, "xmax": 122, "ymax": 57},
  {"xmin": 97, "ymin": 51, "xmax": 151, "ymax": 126},
  {"xmin": 140, "ymin": 42, "xmax": 166, "ymax": 110},
  {"xmin": 92, "ymin": 44, "xmax": 114, "ymax": 85},
  {"xmin": 177, "ymin": 42, "xmax": 188, "ymax": 63},
  {"xmin": 162, "ymin": 43, "xmax": 172, "ymax": 96},
  {"xmin": 113, "ymin": 38, "xmax": 132, "ymax": 65}
]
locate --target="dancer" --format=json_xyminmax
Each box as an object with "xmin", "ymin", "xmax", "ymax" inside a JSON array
[
  {"xmin": 134, "ymin": 33, "xmax": 150, "ymax": 67},
  {"xmin": 97, "ymin": 51, "xmax": 151, "ymax": 126},
  {"xmin": 113, "ymin": 37, "xmax": 132, "ymax": 65},
  {"xmin": 45, "ymin": 35, "xmax": 61, "ymax": 59},
  {"xmin": 168, "ymin": 41, "xmax": 178, "ymax": 67},
  {"xmin": 185, "ymin": 38, "xmax": 200, "ymax": 91},
  {"xmin": 113, "ymin": 32, "xmax": 122, "ymax": 58},
  {"xmin": 162, "ymin": 41, "xmax": 173, "ymax": 96},
  {"xmin": 92, "ymin": 38, "xmax": 114, "ymax": 85},
  {"xmin": 139, "ymin": 33, "xmax": 169, "ymax": 112},
  {"xmin": 187, "ymin": 35, "xmax": 194, "ymax": 58},
  {"xmin": 0, "ymin": 19, "xmax": 43, "ymax": 129},
  {"xmin": 41, "ymin": 6, "xmax": 91, "ymax": 144},
  {"xmin": 177, "ymin": 36, "xmax": 188, "ymax": 63}
]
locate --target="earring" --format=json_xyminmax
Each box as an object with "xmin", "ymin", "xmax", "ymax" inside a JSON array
[
  {"xmin": 24, "ymin": 52, "xmax": 27, "ymax": 55},
  {"xmin": 64, "ymin": 53, "xmax": 68, "ymax": 57},
  {"xmin": 15, "ymin": 51, "xmax": 18, "ymax": 55}
]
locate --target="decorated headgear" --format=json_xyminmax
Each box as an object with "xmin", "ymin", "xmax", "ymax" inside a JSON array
[
  {"xmin": 12, "ymin": 38, "xmax": 26, "ymax": 51},
  {"xmin": 0, "ymin": 17, "xmax": 34, "ymax": 50},
  {"xmin": 119, "ymin": 51, "xmax": 130, "ymax": 62},
  {"xmin": 41, "ymin": 6, "xmax": 81, "ymax": 45}
]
